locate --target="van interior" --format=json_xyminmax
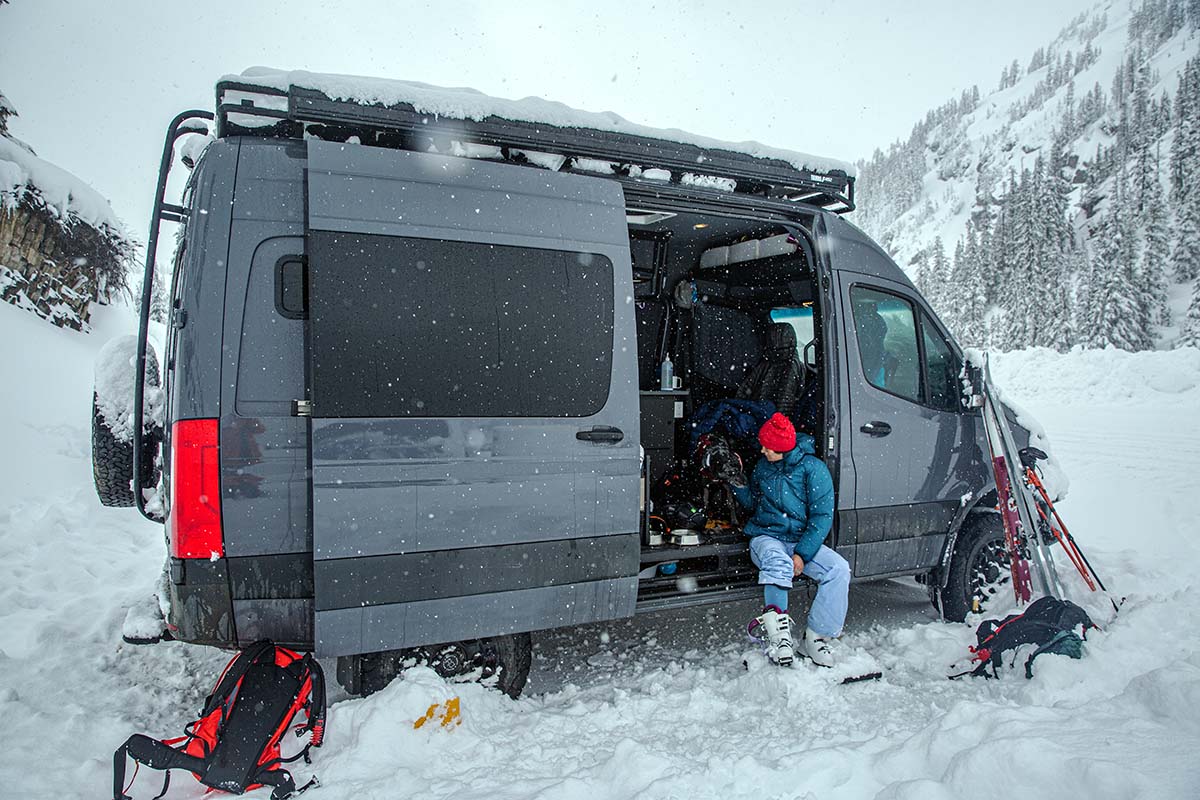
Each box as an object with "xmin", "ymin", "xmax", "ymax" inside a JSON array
[{"xmin": 624, "ymin": 201, "xmax": 826, "ymax": 606}]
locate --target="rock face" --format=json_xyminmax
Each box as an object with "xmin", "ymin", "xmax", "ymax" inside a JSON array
[
  {"xmin": 0, "ymin": 202, "xmax": 119, "ymax": 330},
  {"xmin": 0, "ymin": 92, "xmax": 132, "ymax": 331}
]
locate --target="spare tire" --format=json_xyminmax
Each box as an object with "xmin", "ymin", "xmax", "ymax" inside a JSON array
[{"xmin": 92, "ymin": 337, "xmax": 161, "ymax": 507}]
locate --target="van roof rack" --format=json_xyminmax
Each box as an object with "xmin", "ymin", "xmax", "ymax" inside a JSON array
[{"xmin": 214, "ymin": 76, "xmax": 855, "ymax": 213}]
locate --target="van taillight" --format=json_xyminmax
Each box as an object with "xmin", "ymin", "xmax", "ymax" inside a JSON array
[{"xmin": 168, "ymin": 418, "xmax": 224, "ymax": 559}]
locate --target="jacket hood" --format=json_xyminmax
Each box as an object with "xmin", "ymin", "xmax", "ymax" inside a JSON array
[{"xmin": 781, "ymin": 433, "xmax": 817, "ymax": 466}]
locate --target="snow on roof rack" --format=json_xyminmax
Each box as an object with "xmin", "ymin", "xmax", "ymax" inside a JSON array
[{"xmin": 214, "ymin": 69, "xmax": 855, "ymax": 213}]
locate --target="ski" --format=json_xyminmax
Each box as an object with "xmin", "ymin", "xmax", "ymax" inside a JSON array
[
  {"xmin": 742, "ymin": 634, "xmax": 882, "ymax": 684},
  {"xmin": 961, "ymin": 353, "xmax": 1062, "ymax": 606}
]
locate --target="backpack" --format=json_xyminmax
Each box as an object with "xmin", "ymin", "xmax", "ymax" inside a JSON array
[
  {"xmin": 113, "ymin": 640, "xmax": 326, "ymax": 800},
  {"xmin": 952, "ymin": 596, "xmax": 1097, "ymax": 679}
]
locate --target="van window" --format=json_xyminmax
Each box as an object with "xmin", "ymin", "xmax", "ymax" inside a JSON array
[
  {"xmin": 770, "ymin": 306, "xmax": 815, "ymax": 366},
  {"xmin": 921, "ymin": 314, "xmax": 960, "ymax": 412},
  {"xmin": 308, "ymin": 232, "xmax": 614, "ymax": 418},
  {"xmin": 850, "ymin": 286, "xmax": 920, "ymax": 403}
]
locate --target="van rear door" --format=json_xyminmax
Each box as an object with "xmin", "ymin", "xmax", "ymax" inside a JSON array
[{"xmin": 304, "ymin": 141, "xmax": 640, "ymax": 658}]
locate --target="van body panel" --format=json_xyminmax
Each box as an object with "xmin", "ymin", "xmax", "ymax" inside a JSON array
[
  {"xmin": 836, "ymin": 268, "xmax": 985, "ymax": 576},
  {"xmin": 303, "ymin": 141, "xmax": 640, "ymax": 655},
  {"xmin": 168, "ymin": 140, "xmax": 239, "ymax": 423},
  {"xmin": 218, "ymin": 142, "xmax": 311, "ymax": 561}
]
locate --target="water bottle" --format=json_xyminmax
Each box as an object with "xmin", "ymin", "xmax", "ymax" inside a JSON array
[{"xmin": 659, "ymin": 353, "xmax": 674, "ymax": 391}]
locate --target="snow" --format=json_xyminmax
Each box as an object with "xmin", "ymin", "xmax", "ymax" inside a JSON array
[
  {"xmin": 2, "ymin": 297, "xmax": 1199, "ymax": 797},
  {"xmin": 227, "ymin": 67, "xmax": 856, "ymax": 178},
  {"xmin": 93, "ymin": 334, "xmax": 163, "ymax": 440},
  {"xmin": 0, "ymin": 133, "xmax": 123, "ymax": 232}
]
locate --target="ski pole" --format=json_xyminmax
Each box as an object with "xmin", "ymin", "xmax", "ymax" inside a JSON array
[
  {"xmin": 1032, "ymin": 495, "xmax": 1096, "ymax": 590},
  {"xmin": 1025, "ymin": 468, "xmax": 1113, "ymax": 597}
]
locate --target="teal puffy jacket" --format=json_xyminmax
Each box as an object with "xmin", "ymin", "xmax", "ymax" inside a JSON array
[{"xmin": 731, "ymin": 432, "xmax": 835, "ymax": 563}]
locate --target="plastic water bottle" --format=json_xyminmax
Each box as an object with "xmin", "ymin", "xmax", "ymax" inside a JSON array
[{"xmin": 659, "ymin": 353, "xmax": 674, "ymax": 391}]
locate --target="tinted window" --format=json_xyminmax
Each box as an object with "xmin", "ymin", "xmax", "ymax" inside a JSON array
[
  {"xmin": 850, "ymin": 286, "xmax": 920, "ymax": 402},
  {"xmin": 771, "ymin": 306, "xmax": 815, "ymax": 366},
  {"xmin": 922, "ymin": 314, "xmax": 960, "ymax": 412},
  {"xmin": 308, "ymin": 232, "xmax": 614, "ymax": 418}
]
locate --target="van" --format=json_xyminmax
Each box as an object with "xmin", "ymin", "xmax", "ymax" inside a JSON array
[{"xmin": 93, "ymin": 70, "xmax": 1027, "ymax": 698}]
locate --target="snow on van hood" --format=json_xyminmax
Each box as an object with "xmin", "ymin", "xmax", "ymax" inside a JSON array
[{"xmin": 227, "ymin": 67, "xmax": 856, "ymax": 178}]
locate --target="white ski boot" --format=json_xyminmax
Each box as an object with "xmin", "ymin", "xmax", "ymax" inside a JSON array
[
  {"xmin": 750, "ymin": 606, "xmax": 795, "ymax": 666},
  {"xmin": 803, "ymin": 628, "xmax": 835, "ymax": 668}
]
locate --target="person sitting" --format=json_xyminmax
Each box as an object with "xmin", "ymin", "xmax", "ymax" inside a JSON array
[{"xmin": 728, "ymin": 412, "xmax": 850, "ymax": 667}]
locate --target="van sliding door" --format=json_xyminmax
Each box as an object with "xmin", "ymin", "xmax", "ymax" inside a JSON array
[{"xmin": 304, "ymin": 140, "xmax": 640, "ymax": 657}]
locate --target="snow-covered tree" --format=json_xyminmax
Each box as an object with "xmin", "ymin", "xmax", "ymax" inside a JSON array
[
  {"xmin": 1142, "ymin": 165, "xmax": 1172, "ymax": 324},
  {"xmin": 1173, "ymin": 185, "xmax": 1200, "ymax": 281},
  {"xmin": 1178, "ymin": 278, "xmax": 1200, "ymax": 347},
  {"xmin": 0, "ymin": 90, "xmax": 14, "ymax": 136}
]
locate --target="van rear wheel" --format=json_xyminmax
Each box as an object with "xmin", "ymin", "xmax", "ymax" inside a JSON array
[
  {"xmin": 937, "ymin": 513, "xmax": 1009, "ymax": 622},
  {"xmin": 338, "ymin": 632, "xmax": 533, "ymax": 699}
]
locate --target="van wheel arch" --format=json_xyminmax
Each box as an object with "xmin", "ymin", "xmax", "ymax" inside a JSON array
[
  {"xmin": 337, "ymin": 632, "xmax": 533, "ymax": 699},
  {"xmin": 934, "ymin": 510, "xmax": 1007, "ymax": 622}
]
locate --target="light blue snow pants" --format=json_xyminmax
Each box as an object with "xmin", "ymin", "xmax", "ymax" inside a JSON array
[{"xmin": 749, "ymin": 537, "xmax": 850, "ymax": 638}]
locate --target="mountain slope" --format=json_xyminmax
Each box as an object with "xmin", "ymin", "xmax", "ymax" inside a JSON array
[{"xmin": 856, "ymin": 0, "xmax": 1200, "ymax": 351}]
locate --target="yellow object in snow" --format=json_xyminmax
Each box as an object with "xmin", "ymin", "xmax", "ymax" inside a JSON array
[{"xmin": 413, "ymin": 697, "xmax": 461, "ymax": 729}]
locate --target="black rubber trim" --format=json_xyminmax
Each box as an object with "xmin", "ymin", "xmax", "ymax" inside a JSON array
[{"xmin": 314, "ymin": 533, "xmax": 639, "ymax": 611}]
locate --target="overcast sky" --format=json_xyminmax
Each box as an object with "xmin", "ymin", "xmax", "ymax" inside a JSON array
[{"xmin": 2, "ymin": 0, "xmax": 1098, "ymax": 247}]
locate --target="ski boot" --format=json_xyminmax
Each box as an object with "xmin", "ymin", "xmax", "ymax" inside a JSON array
[
  {"xmin": 748, "ymin": 605, "xmax": 795, "ymax": 666},
  {"xmin": 803, "ymin": 628, "xmax": 834, "ymax": 668}
]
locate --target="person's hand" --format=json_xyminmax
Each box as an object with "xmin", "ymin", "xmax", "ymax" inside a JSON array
[{"xmin": 792, "ymin": 554, "xmax": 805, "ymax": 575}]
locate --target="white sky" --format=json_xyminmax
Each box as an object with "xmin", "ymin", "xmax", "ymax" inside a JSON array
[{"xmin": 2, "ymin": 0, "xmax": 1099, "ymax": 247}]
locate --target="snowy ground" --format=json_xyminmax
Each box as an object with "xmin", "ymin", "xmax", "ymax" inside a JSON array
[{"xmin": 1, "ymin": 304, "xmax": 1198, "ymax": 799}]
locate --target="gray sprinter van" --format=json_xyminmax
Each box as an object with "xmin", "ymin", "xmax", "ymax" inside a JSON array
[{"xmin": 93, "ymin": 72, "xmax": 1026, "ymax": 697}]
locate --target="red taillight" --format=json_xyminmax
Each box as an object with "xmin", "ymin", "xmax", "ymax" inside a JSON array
[{"xmin": 168, "ymin": 418, "xmax": 224, "ymax": 559}]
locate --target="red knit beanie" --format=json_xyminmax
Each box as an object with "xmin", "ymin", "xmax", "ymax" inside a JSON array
[{"xmin": 758, "ymin": 412, "xmax": 796, "ymax": 453}]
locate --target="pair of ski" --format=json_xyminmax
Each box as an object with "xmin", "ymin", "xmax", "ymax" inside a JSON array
[
  {"xmin": 962, "ymin": 353, "xmax": 1112, "ymax": 607},
  {"xmin": 963, "ymin": 353, "xmax": 1058, "ymax": 603}
]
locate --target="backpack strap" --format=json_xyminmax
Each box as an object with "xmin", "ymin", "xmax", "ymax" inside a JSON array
[
  {"xmin": 252, "ymin": 765, "xmax": 319, "ymax": 800},
  {"xmin": 1023, "ymin": 630, "xmax": 1084, "ymax": 678},
  {"xmin": 113, "ymin": 734, "xmax": 206, "ymax": 800},
  {"xmin": 202, "ymin": 640, "xmax": 276, "ymax": 718},
  {"xmin": 301, "ymin": 654, "xmax": 327, "ymax": 748}
]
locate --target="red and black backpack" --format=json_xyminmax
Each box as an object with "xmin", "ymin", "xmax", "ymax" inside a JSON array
[{"xmin": 113, "ymin": 640, "xmax": 326, "ymax": 800}]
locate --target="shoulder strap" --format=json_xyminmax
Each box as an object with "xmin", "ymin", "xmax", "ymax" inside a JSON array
[
  {"xmin": 113, "ymin": 734, "xmax": 207, "ymax": 800},
  {"xmin": 203, "ymin": 640, "xmax": 276, "ymax": 718}
]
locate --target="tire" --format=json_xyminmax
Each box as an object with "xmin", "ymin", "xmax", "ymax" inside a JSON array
[
  {"xmin": 338, "ymin": 632, "xmax": 534, "ymax": 699},
  {"xmin": 938, "ymin": 512, "xmax": 1009, "ymax": 622},
  {"xmin": 91, "ymin": 341, "xmax": 161, "ymax": 507},
  {"xmin": 92, "ymin": 393, "xmax": 135, "ymax": 506}
]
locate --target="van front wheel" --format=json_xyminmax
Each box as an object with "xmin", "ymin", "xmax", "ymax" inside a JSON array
[
  {"xmin": 338, "ymin": 632, "xmax": 533, "ymax": 699},
  {"xmin": 937, "ymin": 513, "xmax": 1009, "ymax": 622}
]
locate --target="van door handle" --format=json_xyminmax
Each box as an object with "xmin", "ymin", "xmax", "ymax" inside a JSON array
[
  {"xmin": 860, "ymin": 421, "xmax": 891, "ymax": 437},
  {"xmin": 576, "ymin": 426, "xmax": 624, "ymax": 443}
]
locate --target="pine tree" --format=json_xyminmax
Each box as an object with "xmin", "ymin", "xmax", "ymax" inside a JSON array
[
  {"xmin": 1179, "ymin": 279, "xmax": 1200, "ymax": 347},
  {"xmin": 1091, "ymin": 172, "xmax": 1155, "ymax": 350},
  {"xmin": 1169, "ymin": 57, "xmax": 1199, "ymax": 203},
  {"xmin": 0, "ymin": 90, "xmax": 14, "ymax": 136},
  {"xmin": 1174, "ymin": 184, "xmax": 1200, "ymax": 281},
  {"xmin": 1142, "ymin": 163, "xmax": 1172, "ymax": 325},
  {"xmin": 926, "ymin": 238, "xmax": 950, "ymax": 314}
]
